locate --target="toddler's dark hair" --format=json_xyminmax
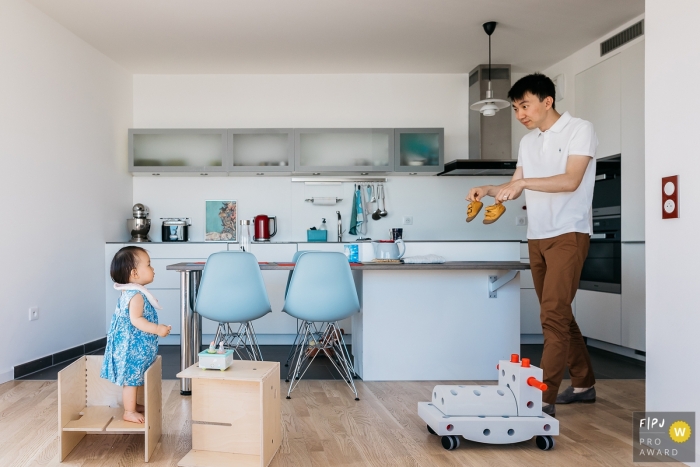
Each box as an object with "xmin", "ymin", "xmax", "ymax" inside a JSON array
[{"xmin": 110, "ymin": 246, "xmax": 147, "ymax": 284}]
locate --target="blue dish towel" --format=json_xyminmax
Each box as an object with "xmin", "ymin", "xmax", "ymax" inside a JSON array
[{"xmin": 349, "ymin": 187, "xmax": 359, "ymax": 235}]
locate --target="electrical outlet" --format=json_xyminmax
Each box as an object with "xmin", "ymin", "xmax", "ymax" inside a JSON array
[
  {"xmin": 29, "ymin": 307, "xmax": 39, "ymax": 321},
  {"xmin": 402, "ymin": 216, "xmax": 413, "ymax": 225},
  {"xmin": 515, "ymin": 215, "xmax": 527, "ymax": 226}
]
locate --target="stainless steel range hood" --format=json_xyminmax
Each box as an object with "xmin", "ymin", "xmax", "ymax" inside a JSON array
[
  {"xmin": 438, "ymin": 159, "xmax": 517, "ymax": 176},
  {"xmin": 439, "ymin": 64, "xmax": 515, "ymax": 176}
]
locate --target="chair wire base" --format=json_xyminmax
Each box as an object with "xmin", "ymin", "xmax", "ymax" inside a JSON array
[
  {"xmin": 286, "ymin": 321, "xmax": 359, "ymax": 400},
  {"xmin": 213, "ymin": 322, "xmax": 264, "ymax": 361}
]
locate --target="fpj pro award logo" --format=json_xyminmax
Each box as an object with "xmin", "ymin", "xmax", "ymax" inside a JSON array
[{"xmin": 634, "ymin": 412, "xmax": 695, "ymax": 462}]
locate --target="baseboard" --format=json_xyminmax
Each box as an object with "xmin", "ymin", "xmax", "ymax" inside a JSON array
[
  {"xmin": 0, "ymin": 369, "xmax": 13, "ymax": 384},
  {"xmin": 587, "ymin": 338, "xmax": 646, "ymax": 362},
  {"xmin": 519, "ymin": 334, "xmax": 646, "ymax": 362},
  {"xmin": 14, "ymin": 337, "xmax": 107, "ymax": 379},
  {"xmin": 520, "ymin": 334, "xmax": 544, "ymax": 344}
]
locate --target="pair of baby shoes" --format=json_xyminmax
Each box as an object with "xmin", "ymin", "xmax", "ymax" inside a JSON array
[{"xmin": 466, "ymin": 201, "xmax": 506, "ymax": 224}]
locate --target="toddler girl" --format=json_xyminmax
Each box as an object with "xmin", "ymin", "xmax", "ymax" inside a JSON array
[{"xmin": 101, "ymin": 246, "xmax": 171, "ymax": 423}]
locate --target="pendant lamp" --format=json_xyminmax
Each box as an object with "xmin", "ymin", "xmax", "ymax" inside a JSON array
[{"xmin": 470, "ymin": 21, "xmax": 510, "ymax": 117}]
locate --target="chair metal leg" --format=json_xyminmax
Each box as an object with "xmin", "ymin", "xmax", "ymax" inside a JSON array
[
  {"xmin": 287, "ymin": 322, "xmax": 314, "ymax": 398},
  {"xmin": 284, "ymin": 319, "xmax": 303, "ymax": 367},
  {"xmin": 214, "ymin": 321, "xmax": 264, "ymax": 361},
  {"xmin": 285, "ymin": 321, "xmax": 359, "ymax": 401}
]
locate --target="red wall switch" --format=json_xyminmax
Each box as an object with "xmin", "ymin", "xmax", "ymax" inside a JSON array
[{"xmin": 662, "ymin": 175, "xmax": 679, "ymax": 219}]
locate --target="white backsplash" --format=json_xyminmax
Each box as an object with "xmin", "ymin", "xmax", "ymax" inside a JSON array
[{"xmin": 131, "ymin": 175, "xmax": 527, "ymax": 243}]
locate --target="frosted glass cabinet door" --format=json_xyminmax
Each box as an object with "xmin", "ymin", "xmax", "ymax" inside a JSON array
[
  {"xmin": 129, "ymin": 129, "xmax": 228, "ymax": 174},
  {"xmin": 228, "ymin": 129, "xmax": 294, "ymax": 173},
  {"xmin": 394, "ymin": 128, "xmax": 444, "ymax": 173},
  {"xmin": 294, "ymin": 129, "xmax": 394, "ymax": 173}
]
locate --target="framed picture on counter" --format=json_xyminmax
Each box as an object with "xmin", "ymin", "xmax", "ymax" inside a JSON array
[{"xmin": 205, "ymin": 200, "xmax": 237, "ymax": 242}]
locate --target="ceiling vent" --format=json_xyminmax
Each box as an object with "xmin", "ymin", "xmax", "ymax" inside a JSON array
[{"xmin": 600, "ymin": 20, "xmax": 644, "ymax": 56}]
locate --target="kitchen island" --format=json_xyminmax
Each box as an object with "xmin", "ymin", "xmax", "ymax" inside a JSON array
[{"xmin": 167, "ymin": 258, "xmax": 528, "ymax": 391}]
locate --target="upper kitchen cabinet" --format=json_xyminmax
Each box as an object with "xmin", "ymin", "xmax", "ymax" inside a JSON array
[
  {"xmin": 129, "ymin": 129, "xmax": 228, "ymax": 175},
  {"xmin": 620, "ymin": 40, "xmax": 645, "ymax": 241},
  {"xmin": 575, "ymin": 39, "xmax": 645, "ymax": 241},
  {"xmin": 294, "ymin": 129, "xmax": 394, "ymax": 174},
  {"xmin": 228, "ymin": 129, "xmax": 294, "ymax": 174},
  {"xmin": 575, "ymin": 54, "xmax": 621, "ymax": 159},
  {"xmin": 393, "ymin": 128, "xmax": 444, "ymax": 174}
]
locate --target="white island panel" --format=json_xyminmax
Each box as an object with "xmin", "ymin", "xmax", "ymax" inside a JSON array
[{"xmin": 353, "ymin": 269, "xmax": 520, "ymax": 381}]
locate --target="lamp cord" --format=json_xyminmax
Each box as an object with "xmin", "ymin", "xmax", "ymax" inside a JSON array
[{"xmin": 488, "ymin": 34, "xmax": 491, "ymax": 82}]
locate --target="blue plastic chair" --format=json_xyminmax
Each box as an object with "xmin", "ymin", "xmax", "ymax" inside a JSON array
[
  {"xmin": 282, "ymin": 252, "xmax": 361, "ymax": 400},
  {"xmin": 195, "ymin": 251, "xmax": 272, "ymax": 361}
]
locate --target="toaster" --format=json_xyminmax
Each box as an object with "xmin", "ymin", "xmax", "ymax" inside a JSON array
[{"xmin": 161, "ymin": 218, "xmax": 190, "ymax": 242}]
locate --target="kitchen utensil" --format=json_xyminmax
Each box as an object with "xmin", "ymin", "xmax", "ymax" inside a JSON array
[
  {"xmin": 161, "ymin": 218, "xmax": 190, "ymax": 242},
  {"xmin": 127, "ymin": 203, "xmax": 151, "ymax": 242},
  {"xmin": 253, "ymin": 215, "xmax": 277, "ymax": 241},
  {"xmin": 372, "ymin": 239, "xmax": 406, "ymax": 260},
  {"xmin": 239, "ymin": 219, "xmax": 253, "ymax": 251},
  {"xmin": 371, "ymin": 185, "xmax": 382, "ymax": 220},
  {"xmin": 389, "ymin": 228, "xmax": 403, "ymax": 240},
  {"xmin": 369, "ymin": 184, "xmax": 376, "ymax": 203},
  {"xmin": 379, "ymin": 184, "xmax": 388, "ymax": 217}
]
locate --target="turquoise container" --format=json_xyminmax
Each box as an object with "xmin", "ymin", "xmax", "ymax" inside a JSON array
[{"xmin": 307, "ymin": 230, "xmax": 327, "ymax": 242}]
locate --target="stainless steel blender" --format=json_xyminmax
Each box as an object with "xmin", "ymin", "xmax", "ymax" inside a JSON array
[{"xmin": 127, "ymin": 203, "xmax": 151, "ymax": 242}]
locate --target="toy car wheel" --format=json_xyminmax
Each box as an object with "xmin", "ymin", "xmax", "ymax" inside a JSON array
[
  {"xmin": 441, "ymin": 435, "xmax": 460, "ymax": 450},
  {"xmin": 427, "ymin": 424, "xmax": 437, "ymax": 435},
  {"xmin": 535, "ymin": 435, "xmax": 554, "ymax": 451}
]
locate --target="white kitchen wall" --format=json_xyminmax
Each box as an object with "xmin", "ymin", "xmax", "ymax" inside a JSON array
[
  {"xmin": 133, "ymin": 175, "xmax": 526, "ymax": 243},
  {"xmin": 134, "ymin": 74, "xmax": 471, "ymax": 160},
  {"xmin": 0, "ymin": 0, "xmax": 133, "ymax": 383},
  {"xmin": 646, "ymin": 1, "xmax": 700, "ymax": 463},
  {"xmin": 132, "ymin": 74, "xmax": 528, "ymax": 242},
  {"xmin": 541, "ymin": 13, "xmax": 645, "ymax": 120}
]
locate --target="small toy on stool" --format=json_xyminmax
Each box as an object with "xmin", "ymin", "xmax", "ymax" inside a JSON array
[
  {"xmin": 418, "ymin": 354, "xmax": 558, "ymax": 451},
  {"xmin": 198, "ymin": 341, "xmax": 234, "ymax": 371}
]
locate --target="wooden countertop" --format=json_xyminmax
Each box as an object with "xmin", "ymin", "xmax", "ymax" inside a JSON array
[{"xmin": 166, "ymin": 261, "xmax": 530, "ymax": 271}]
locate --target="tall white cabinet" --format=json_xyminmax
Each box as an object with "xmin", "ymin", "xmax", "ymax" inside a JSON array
[{"xmin": 574, "ymin": 39, "xmax": 646, "ymax": 352}]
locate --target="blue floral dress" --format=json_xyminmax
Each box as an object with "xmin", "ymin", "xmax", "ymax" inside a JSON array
[{"xmin": 100, "ymin": 290, "xmax": 159, "ymax": 386}]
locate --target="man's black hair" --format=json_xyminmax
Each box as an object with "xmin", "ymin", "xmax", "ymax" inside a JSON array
[
  {"xmin": 507, "ymin": 73, "xmax": 556, "ymax": 109},
  {"xmin": 110, "ymin": 246, "xmax": 146, "ymax": 284}
]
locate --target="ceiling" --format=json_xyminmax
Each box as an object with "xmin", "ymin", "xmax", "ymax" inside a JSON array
[{"xmin": 26, "ymin": 0, "xmax": 644, "ymax": 74}]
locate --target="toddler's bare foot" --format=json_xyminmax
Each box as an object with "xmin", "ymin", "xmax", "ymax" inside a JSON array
[
  {"xmin": 123, "ymin": 410, "xmax": 144, "ymax": 424},
  {"xmin": 136, "ymin": 404, "xmax": 145, "ymax": 413}
]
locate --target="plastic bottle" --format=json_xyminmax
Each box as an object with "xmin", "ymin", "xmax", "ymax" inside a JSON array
[{"xmin": 319, "ymin": 218, "xmax": 327, "ymax": 230}]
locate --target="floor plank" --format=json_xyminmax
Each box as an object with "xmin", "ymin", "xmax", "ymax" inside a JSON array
[{"xmin": 0, "ymin": 378, "xmax": 648, "ymax": 466}]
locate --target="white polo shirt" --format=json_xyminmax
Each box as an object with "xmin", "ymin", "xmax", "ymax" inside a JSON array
[{"xmin": 516, "ymin": 111, "xmax": 598, "ymax": 240}]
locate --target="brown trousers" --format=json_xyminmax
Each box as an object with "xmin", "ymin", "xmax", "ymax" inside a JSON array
[{"xmin": 528, "ymin": 232, "xmax": 596, "ymax": 404}]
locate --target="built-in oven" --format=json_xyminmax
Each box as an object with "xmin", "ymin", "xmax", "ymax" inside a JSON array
[{"xmin": 579, "ymin": 155, "xmax": 621, "ymax": 294}]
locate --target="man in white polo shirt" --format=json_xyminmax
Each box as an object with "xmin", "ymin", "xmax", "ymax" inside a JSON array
[{"xmin": 467, "ymin": 73, "xmax": 597, "ymax": 417}]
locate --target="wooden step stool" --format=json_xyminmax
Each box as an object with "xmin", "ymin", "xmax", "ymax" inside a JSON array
[
  {"xmin": 58, "ymin": 355, "xmax": 162, "ymax": 462},
  {"xmin": 176, "ymin": 360, "xmax": 281, "ymax": 467}
]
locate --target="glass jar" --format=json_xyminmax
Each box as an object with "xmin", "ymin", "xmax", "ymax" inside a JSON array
[{"xmin": 239, "ymin": 219, "xmax": 253, "ymax": 252}]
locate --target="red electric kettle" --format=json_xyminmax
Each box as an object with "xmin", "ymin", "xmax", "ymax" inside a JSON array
[{"xmin": 253, "ymin": 215, "xmax": 277, "ymax": 242}]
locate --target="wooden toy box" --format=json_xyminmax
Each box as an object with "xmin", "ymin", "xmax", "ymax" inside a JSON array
[
  {"xmin": 177, "ymin": 360, "xmax": 281, "ymax": 467},
  {"xmin": 58, "ymin": 355, "xmax": 162, "ymax": 462}
]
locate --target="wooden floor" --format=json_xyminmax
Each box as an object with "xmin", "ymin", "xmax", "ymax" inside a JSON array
[{"xmin": 0, "ymin": 378, "xmax": 651, "ymax": 467}]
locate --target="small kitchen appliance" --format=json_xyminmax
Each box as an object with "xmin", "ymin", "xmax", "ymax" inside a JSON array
[
  {"xmin": 161, "ymin": 218, "xmax": 190, "ymax": 242},
  {"xmin": 253, "ymin": 215, "xmax": 277, "ymax": 242},
  {"xmin": 127, "ymin": 203, "xmax": 151, "ymax": 242},
  {"xmin": 389, "ymin": 228, "xmax": 403, "ymax": 240},
  {"xmin": 372, "ymin": 239, "xmax": 405, "ymax": 260}
]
